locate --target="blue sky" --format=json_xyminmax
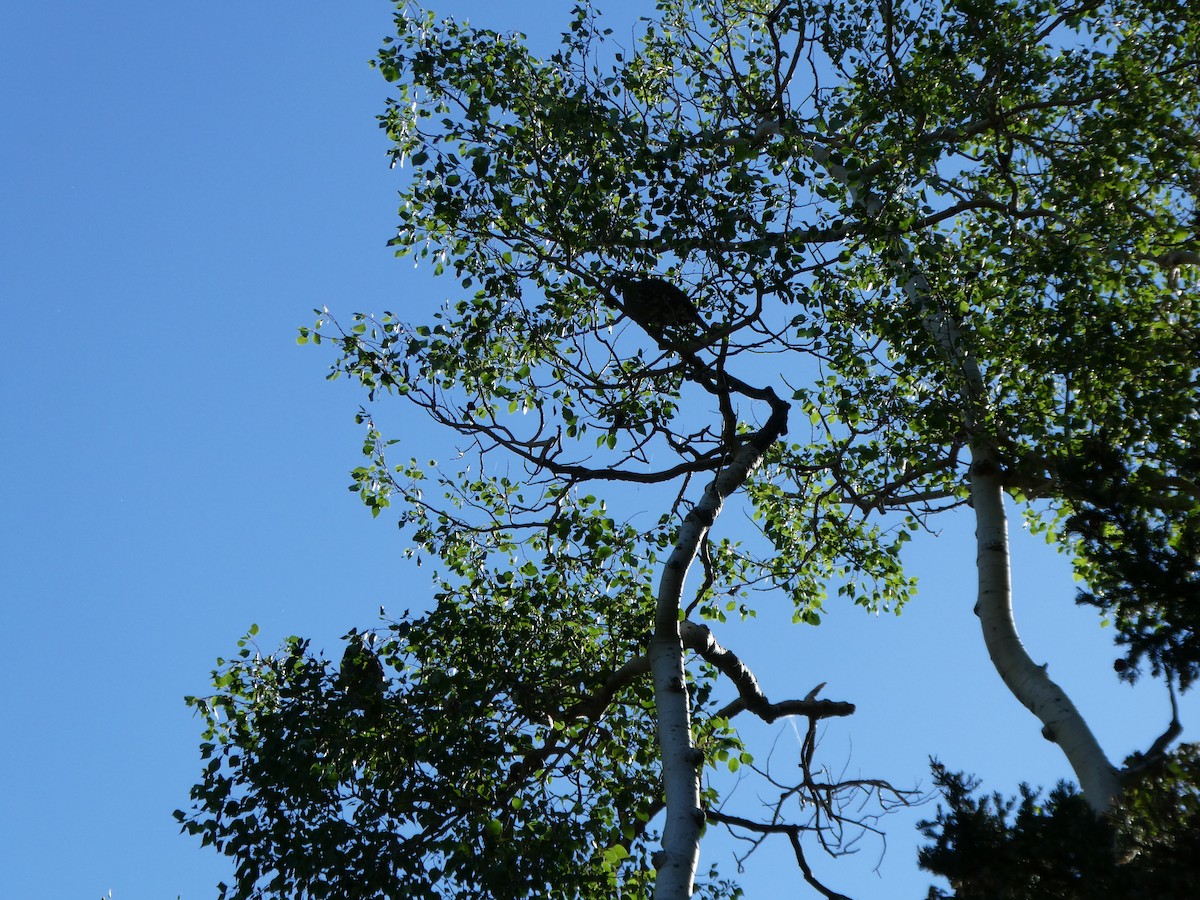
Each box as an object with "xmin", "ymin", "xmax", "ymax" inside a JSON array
[{"xmin": 3, "ymin": 3, "xmax": 1195, "ymax": 898}]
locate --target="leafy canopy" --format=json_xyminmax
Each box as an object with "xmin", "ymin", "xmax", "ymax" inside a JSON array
[{"xmin": 184, "ymin": 0, "xmax": 1199, "ymax": 897}]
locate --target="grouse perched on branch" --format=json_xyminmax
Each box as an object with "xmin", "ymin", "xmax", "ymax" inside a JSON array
[
  {"xmin": 339, "ymin": 631, "xmax": 385, "ymax": 713},
  {"xmin": 614, "ymin": 276, "xmax": 706, "ymax": 332}
]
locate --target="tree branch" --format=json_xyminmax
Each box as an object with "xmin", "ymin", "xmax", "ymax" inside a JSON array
[{"xmin": 681, "ymin": 620, "xmax": 855, "ymax": 721}]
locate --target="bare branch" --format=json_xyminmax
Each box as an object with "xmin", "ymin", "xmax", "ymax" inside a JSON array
[{"xmin": 682, "ymin": 620, "xmax": 856, "ymax": 721}]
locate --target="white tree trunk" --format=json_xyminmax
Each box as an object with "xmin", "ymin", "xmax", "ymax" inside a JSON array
[
  {"xmin": 649, "ymin": 614, "xmax": 703, "ymax": 899},
  {"xmin": 969, "ymin": 455, "xmax": 1121, "ymax": 810},
  {"xmin": 809, "ymin": 142, "xmax": 1121, "ymax": 810},
  {"xmin": 651, "ymin": 403, "xmax": 788, "ymax": 900}
]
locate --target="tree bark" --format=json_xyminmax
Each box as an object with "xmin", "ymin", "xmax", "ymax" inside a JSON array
[
  {"xmin": 810, "ymin": 142, "xmax": 1121, "ymax": 811},
  {"xmin": 651, "ymin": 394, "xmax": 789, "ymax": 900},
  {"xmin": 969, "ymin": 454, "xmax": 1121, "ymax": 810}
]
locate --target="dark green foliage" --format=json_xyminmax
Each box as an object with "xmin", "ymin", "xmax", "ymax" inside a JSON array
[
  {"xmin": 919, "ymin": 766, "xmax": 1116, "ymax": 899},
  {"xmin": 186, "ymin": 0, "xmax": 1200, "ymax": 895},
  {"xmin": 176, "ymin": 614, "xmax": 672, "ymax": 900},
  {"xmin": 1062, "ymin": 439, "xmax": 1200, "ymax": 688},
  {"xmin": 918, "ymin": 749, "xmax": 1200, "ymax": 899}
]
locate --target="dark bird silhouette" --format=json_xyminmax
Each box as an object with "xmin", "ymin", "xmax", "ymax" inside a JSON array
[
  {"xmin": 339, "ymin": 632, "xmax": 385, "ymax": 713},
  {"xmin": 615, "ymin": 276, "xmax": 706, "ymax": 332}
]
